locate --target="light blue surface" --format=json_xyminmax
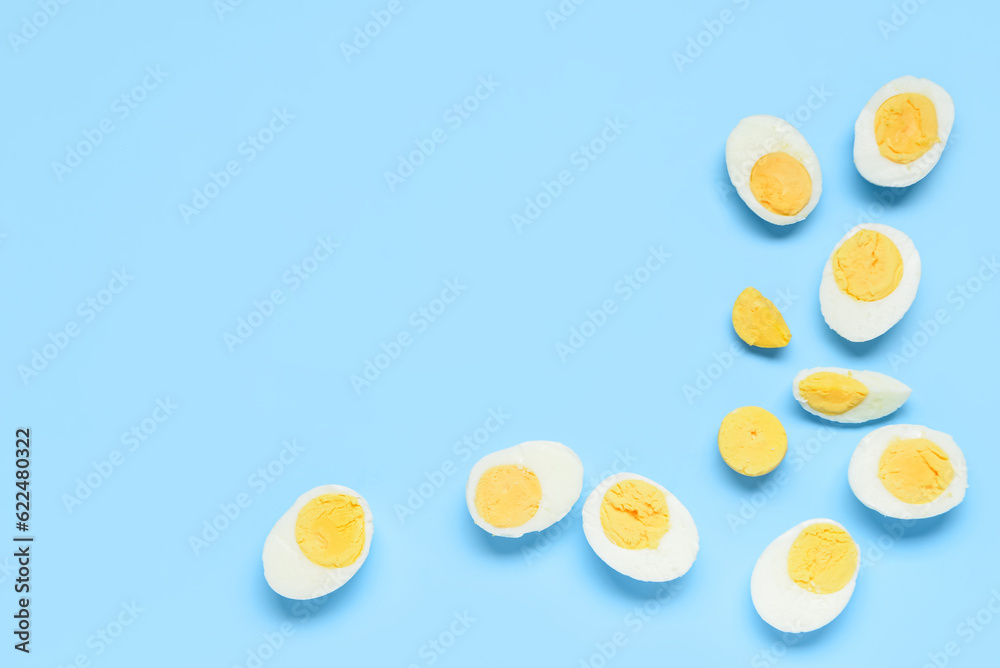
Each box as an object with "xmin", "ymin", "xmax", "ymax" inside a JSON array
[{"xmin": 5, "ymin": 1, "xmax": 1000, "ymax": 666}]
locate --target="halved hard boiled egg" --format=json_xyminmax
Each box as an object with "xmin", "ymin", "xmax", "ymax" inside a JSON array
[
  {"xmin": 854, "ymin": 76, "xmax": 954, "ymax": 187},
  {"xmin": 751, "ymin": 519, "xmax": 859, "ymax": 633},
  {"xmin": 792, "ymin": 367, "xmax": 910, "ymax": 423},
  {"xmin": 849, "ymin": 424, "xmax": 968, "ymax": 519},
  {"xmin": 466, "ymin": 440, "xmax": 583, "ymax": 538},
  {"xmin": 820, "ymin": 223, "xmax": 920, "ymax": 342},
  {"xmin": 263, "ymin": 485, "xmax": 373, "ymax": 600},
  {"xmin": 582, "ymin": 473, "xmax": 698, "ymax": 581},
  {"xmin": 726, "ymin": 115, "xmax": 822, "ymax": 225}
]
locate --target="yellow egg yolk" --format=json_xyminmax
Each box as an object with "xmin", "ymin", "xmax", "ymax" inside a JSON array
[
  {"xmin": 878, "ymin": 438, "xmax": 955, "ymax": 504},
  {"xmin": 833, "ymin": 229, "xmax": 904, "ymax": 301},
  {"xmin": 798, "ymin": 372, "xmax": 869, "ymax": 415},
  {"xmin": 718, "ymin": 406, "xmax": 787, "ymax": 476},
  {"xmin": 599, "ymin": 480, "xmax": 670, "ymax": 550},
  {"xmin": 295, "ymin": 494, "xmax": 366, "ymax": 568},
  {"xmin": 874, "ymin": 93, "xmax": 940, "ymax": 164},
  {"xmin": 749, "ymin": 152, "xmax": 812, "ymax": 216},
  {"xmin": 732, "ymin": 287, "xmax": 792, "ymax": 348},
  {"xmin": 475, "ymin": 464, "xmax": 542, "ymax": 528},
  {"xmin": 787, "ymin": 523, "xmax": 858, "ymax": 594}
]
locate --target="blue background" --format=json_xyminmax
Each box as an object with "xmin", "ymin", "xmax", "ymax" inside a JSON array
[{"xmin": 4, "ymin": 0, "xmax": 1000, "ymax": 666}]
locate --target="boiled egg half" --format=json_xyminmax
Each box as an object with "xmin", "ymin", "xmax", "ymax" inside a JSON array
[{"xmin": 793, "ymin": 367, "xmax": 910, "ymax": 423}]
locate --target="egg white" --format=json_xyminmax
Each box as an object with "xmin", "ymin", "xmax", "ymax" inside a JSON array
[
  {"xmin": 854, "ymin": 76, "xmax": 955, "ymax": 188},
  {"xmin": 466, "ymin": 440, "xmax": 583, "ymax": 538},
  {"xmin": 848, "ymin": 424, "xmax": 968, "ymax": 519},
  {"xmin": 751, "ymin": 518, "xmax": 859, "ymax": 633},
  {"xmin": 792, "ymin": 367, "xmax": 911, "ymax": 424},
  {"xmin": 263, "ymin": 485, "xmax": 374, "ymax": 600},
  {"xmin": 820, "ymin": 223, "xmax": 921, "ymax": 342},
  {"xmin": 726, "ymin": 114, "xmax": 822, "ymax": 225},
  {"xmin": 582, "ymin": 473, "xmax": 698, "ymax": 582}
]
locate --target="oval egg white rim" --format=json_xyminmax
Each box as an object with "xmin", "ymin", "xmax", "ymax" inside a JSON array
[{"xmin": 791, "ymin": 367, "xmax": 911, "ymax": 424}]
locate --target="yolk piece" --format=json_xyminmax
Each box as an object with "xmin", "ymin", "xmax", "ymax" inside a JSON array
[
  {"xmin": 295, "ymin": 494, "xmax": 366, "ymax": 568},
  {"xmin": 732, "ymin": 287, "xmax": 792, "ymax": 348},
  {"xmin": 599, "ymin": 480, "xmax": 670, "ymax": 550},
  {"xmin": 874, "ymin": 93, "xmax": 939, "ymax": 164},
  {"xmin": 832, "ymin": 229, "xmax": 904, "ymax": 301},
  {"xmin": 798, "ymin": 372, "xmax": 869, "ymax": 415},
  {"xmin": 878, "ymin": 438, "xmax": 955, "ymax": 504},
  {"xmin": 749, "ymin": 152, "xmax": 812, "ymax": 216},
  {"xmin": 787, "ymin": 523, "xmax": 858, "ymax": 594},
  {"xmin": 718, "ymin": 406, "xmax": 787, "ymax": 476},
  {"xmin": 474, "ymin": 464, "xmax": 542, "ymax": 528}
]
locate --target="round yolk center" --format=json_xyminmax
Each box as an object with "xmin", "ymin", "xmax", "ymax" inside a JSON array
[
  {"xmin": 787, "ymin": 523, "xmax": 858, "ymax": 594},
  {"xmin": 874, "ymin": 93, "xmax": 939, "ymax": 164},
  {"xmin": 295, "ymin": 494, "xmax": 366, "ymax": 568},
  {"xmin": 718, "ymin": 406, "xmax": 788, "ymax": 476},
  {"xmin": 878, "ymin": 438, "xmax": 954, "ymax": 504},
  {"xmin": 832, "ymin": 229, "xmax": 903, "ymax": 301},
  {"xmin": 798, "ymin": 372, "xmax": 869, "ymax": 415},
  {"xmin": 475, "ymin": 464, "xmax": 542, "ymax": 528},
  {"xmin": 749, "ymin": 152, "xmax": 812, "ymax": 216},
  {"xmin": 599, "ymin": 480, "xmax": 670, "ymax": 550}
]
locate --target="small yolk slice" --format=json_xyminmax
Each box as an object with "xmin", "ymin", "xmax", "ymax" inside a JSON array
[
  {"xmin": 832, "ymin": 229, "xmax": 903, "ymax": 301},
  {"xmin": 787, "ymin": 523, "xmax": 858, "ymax": 594},
  {"xmin": 798, "ymin": 372, "xmax": 869, "ymax": 415},
  {"xmin": 295, "ymin": 494, "xmax": 366, "ymax": 568},
  {"xmin": 874, "ymin": 93, "xmax": 939, "ymax": 164},
  {"xmin": 749, "ymin": 152, "xmax": 812, "ymax": 216},
  {"xmin": 475, "ymin": 464, "xmax": 542, "ymax": 528},
  {"xmin": 600, "ymin": 480, "xmax": 670, "ymax": 550},
  {"xmin": 732, "ymin": 287, "xmax": 792, "ymax": 348},
  {"xmin": 718, "ymin": 406, "xmax": 787, "ymax": 476},
  {"xmin": 878, "ymin": 438, "xmax": 954, "ymax": 504}
]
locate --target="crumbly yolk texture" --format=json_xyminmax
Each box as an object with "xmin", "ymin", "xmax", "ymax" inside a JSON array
[
  {"xmin": 878, "ymin": 438, "xmax": 954, "ymax": 504},
  {"xmin": 787, "ymin": 523, "xmax": 858, "ymax": 594},
  {"xmin": 295, "ymin": 494, "xmax": 366, "ymax": 568},
  {"xmin": 475, "ymin": 464, "xmax": 542, "ymax": 528},
  {"xmin": 832, "ymin": 229, "xmax": 904, "ymax": 301},
  {"xmin": 798, "ymin": 372, "xmax": 869, "ymax": 415},
  {"xmin": 749, "ymin": 152, "xmax": 812, "ymax": 216},
  {"xmin": 599, "ymin": 480, "xmax": 670, "ymax": 550},
  {"xmin": 718, "ymin": 406, "xmax": 787, "ymax": 476},
  {"xmin": 874, "ymin": 93, "xmax": 939, "ymax": 164},
  {"xmin": 732, "ymin": 287, "xmax": 792, "ymax": 348}
]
